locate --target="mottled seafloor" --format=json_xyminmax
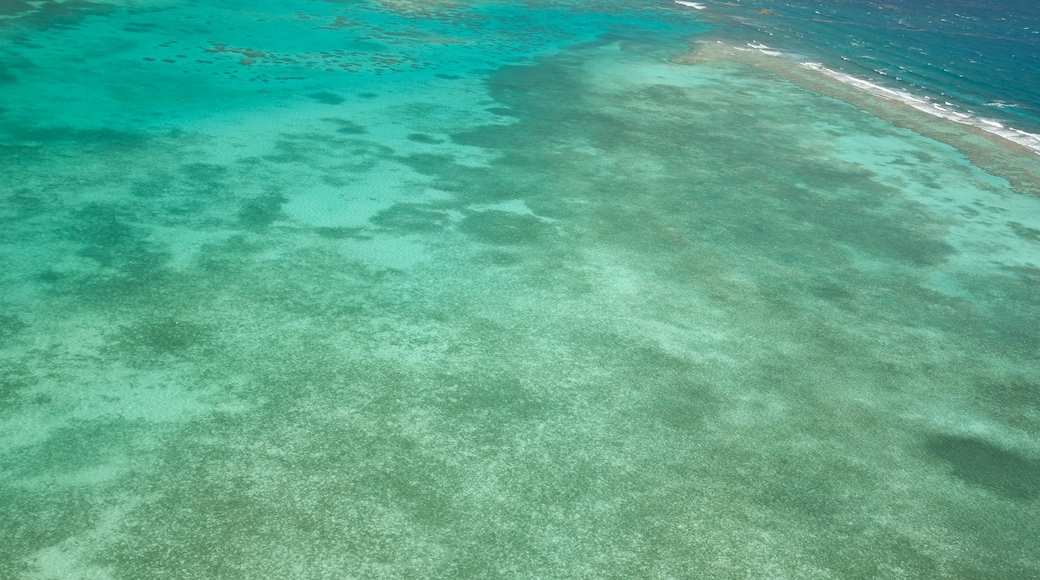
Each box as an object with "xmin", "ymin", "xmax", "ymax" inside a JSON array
[{"xmin": 2, "ymin": 1, "xmax": 1039, "ymax": 578}]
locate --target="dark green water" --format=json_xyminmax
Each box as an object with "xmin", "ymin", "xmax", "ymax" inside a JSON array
[{"xmin": 2, "ymin": 0, "xmax": 1039, "ymax": 577}]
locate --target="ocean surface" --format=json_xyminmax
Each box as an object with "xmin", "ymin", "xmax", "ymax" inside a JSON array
[
  {"xmin": 1, "ymin": 0, "xmax": 1039, "ymax": 577},
  {"xmin": 689, "ymin": 0, "xmax": 1040, "ymax": 155},
  {"xmin": 699, "ymin": 0, "xmax": 1040, "ymax": 134}
]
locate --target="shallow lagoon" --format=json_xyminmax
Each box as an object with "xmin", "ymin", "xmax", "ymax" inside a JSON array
[{"xmin": 2, "ymin": 1, "xmax": 1039, "ymax": 577}]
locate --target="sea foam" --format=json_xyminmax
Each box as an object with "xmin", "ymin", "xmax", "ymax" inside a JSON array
[{"xmin": 799, "ymin": 62, "xmax": 1040, "ymax": 156}]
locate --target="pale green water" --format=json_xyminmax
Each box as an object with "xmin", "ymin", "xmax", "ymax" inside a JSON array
[{"xmin": 2, "ymin": 1, "xmax": 1039, "ymax": 578}]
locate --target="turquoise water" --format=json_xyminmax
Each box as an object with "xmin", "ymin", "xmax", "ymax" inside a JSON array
[{"xmin": 2, "ymin": 0, "xmax": 1039, "ymax": 577}]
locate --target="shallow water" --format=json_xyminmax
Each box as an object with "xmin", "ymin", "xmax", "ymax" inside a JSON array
[{"xmin": 2, "ymin": 1, "xmax": 1039, "ymax": 578}]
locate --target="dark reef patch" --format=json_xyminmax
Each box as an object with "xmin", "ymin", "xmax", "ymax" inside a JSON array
[
  {"xmin": 925, "ymin": 434, "xmax": 1040, "ymax": 500},
  {"xmin": 70, "ymin": 203, "xmax": 169, "ymax": 273},
  {"xmin": 0, "ymin": 314, "xmax": 28, "ymax": 345},
  {"xmin": 1, "ymin": 189, "xmax": 45, "ymax": 218},
  {"xmin": 472, "ymin": 250, "xmax": 522, "ymax": 267},
  {"xmin": 314, "ymin": 226, "xmax": 369, "ymax": 239},
  {"xmin": 458, "ymin": 211, "xmax": 549, "ymax": 245},
  {"xmin": 810, "ymin": 282, "xmax": 854, "ymax": 303},
  {"xmin": 976, "ymin": 376, "xmax": 1040, "ymax": 414},
  {"xmin": 6, "ymin": 419, "xmax": 139, "ymax": 480},
  {"xmin": 324, "ymin": 118, "xmax": 367, "ymax": 135},
  {"xmin": 307, "ymin": 92, "xmax": 345, "ymax": 105},
  {"xmin": 406, "ymin": 133, "xmax": 444, "ymax": 144},
  {"xmin": 108, "ymin": 316, "xmax": 216, "ymax": 366},
  {"xmin": 181, "ymin": 162, "xmax": 229, "ymax": 183},
  {"xmin": 0, "ymin": 65, "xmax": 16, "ymax": 86},
  {"xmin": 121, "ymin": 21, "xmax": 158, "ymax": 33},
  {"xmin": 438, "ymin": 373, "xmax": 553, "ymax": 434},
  {"xmin": 4, "ymin": 125, "xmax": 147, "ymax": 150},
  {"xmin": 0, "ymin": 0, "xmax": 116, "ymax": 31},
  {"xmin": 371, "ymin": 203, "xmax": 450, "ymax": 233},
  {"xmin": 237, "ymin": 193, "xmax": 286, "ymax": 230},
  {"xmin": 0, "ymin": 362, "xmax": 35, "ymax": 405},
  {"xmin": 1007, "ymin": 221, "xmax": 1040, "ymax": 243}
]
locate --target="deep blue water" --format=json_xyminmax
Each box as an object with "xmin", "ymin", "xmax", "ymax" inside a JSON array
[
  {"xmin": 2, "ymin": 0, "xmax": 1040, "ymax": 576},
  {"xmin": 704, "ymin": 0, "xmax": 1040, "ymax": 134}
]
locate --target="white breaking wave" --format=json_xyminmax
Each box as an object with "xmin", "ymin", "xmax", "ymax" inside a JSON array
[
  {"xmin": 746, "ymin": 43, "xmax": 782, "ymax": 56},
  {"xmin": 674, "ymin": 1, "xmax": 706, "ymax": 9},
  {"xmin": 799, "ymin": 62, "xmax": 1040, "ymax": 156}
]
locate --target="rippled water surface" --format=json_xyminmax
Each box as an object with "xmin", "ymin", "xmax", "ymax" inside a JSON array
[{"xmin": 2, "ymin": 1, "xmax": 1039, "ymax": 577}]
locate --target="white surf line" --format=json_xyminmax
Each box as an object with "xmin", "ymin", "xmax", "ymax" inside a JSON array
[
  {"xmin": 800, "ymin": 62, "xmax": 1040, "ymax": 156},
  {"xmin": 675, "ymin": 1, "xmax": 706, "ymax": 9},
  {"xmin": 746, "ymin": 42, "xmax": 782, "ymax": 56}
]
